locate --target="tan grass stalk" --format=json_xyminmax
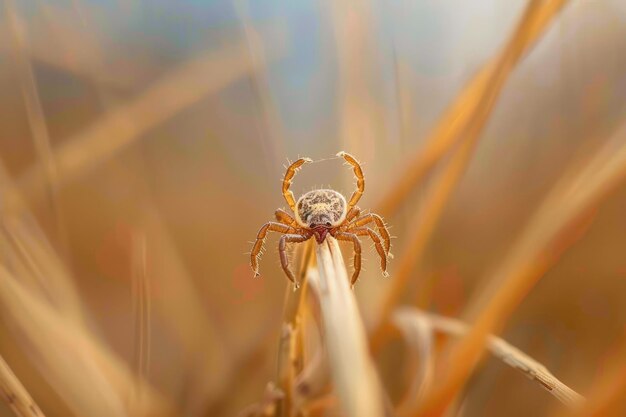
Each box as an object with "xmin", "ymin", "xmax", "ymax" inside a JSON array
[
  {"xmin": 0, "ymin": 354, "xmax": 46, "ymax": 417},
  {"xmin": 5, "ymin": 1, "xmax": 58, "ymax": 201},
  {"xmin": 393, "ymin": 309, "xmax": 435, "ymax": 416},
  {"xmin": 133, "ymin": 207, "xmax": 228, "ymax": 415},
  {"xmin": 0, "ymin": 4, "xmax": 145, "ymax": 89},
  {"xmin": 306, "ymin": 237, "xmax": 383, "ymax": 417},
  {"xmin": 131, "ymin": 233, "xmax": 151, "ymax": 402},
  {"xmin": 551, "ymin": 335, "xmax": 626, "ymax": 417},
  {"xmin": 559, "ymin": 364, "xmax": 626, "ymax": 417},
  {"xmin": 371, "ymin": 0, "xmax": 571, "ymax": 351},
  {"xmin": 16, "ymin": 35, "xmax": 286, "ymax": 207},
  {"xmin": 235, "ymin": 0, "xmax": 286, "ymax": 161},
  {"xmin": 394, "ymin": 307, "xmax": 584, "ymax": 413},
  {"xmin": 5, "ymin": 0, "xmax": 66, "ymax": 234},
  {"xmin": 293, "ymin": 349, "xmax": 329, "ymax": 410},
  {"xmin": 0, "ymin": 265, "xmax": 171, "ymax": 417},
  {"xmin": 329, "ymin": 0, "xmax": 378, "ymax": 156},
  {"xmin": 372, "ymin": 140, "xmax": 475, "ymax": 351},
  {"xmin": 0, "ymin": 162, "xmax": 84, "ymax": 325},
  {"xmin": 416, "ymin": 121, "xmax": 626, "ymax": 417},
  {"xmin": 375, "ymin": 0, "xmax": 570, "ymax": 218}
]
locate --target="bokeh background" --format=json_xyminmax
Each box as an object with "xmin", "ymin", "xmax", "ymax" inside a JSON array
[{"xmin": 0, "ymin": 1, "xmax": 625, "ymax": 416}]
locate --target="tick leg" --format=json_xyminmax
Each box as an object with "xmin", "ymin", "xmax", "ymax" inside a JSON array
[
  {"xmin": 251, "ymin": 222, "xmax": 296, "ymax": 277},
  {"xmin": 333, "ymin": 231, "xmax": 362, "ymax": 287},
  {"xmin": 337, "ymin": 151, "xmax": 365, "ymax": 209},
  {"xmin": 279, "ymin": 234, "xmax": 311, "ymax": 287},
  {"xmin": 275, "ymin": 208, "xmax": 298, "ymax": 227},
  {"xmin": 343, "ymin": 206, "xmax": 361, "ymax": 225},
  {"xmin": 282, "ymin": 157, "xmax": 312, "ymax": 212},
  {"xmin": 346, "ymin": 227, "xmax": 388, "ymax": 277},
  {"xmin": 350, "ymin": 213, "xmax": 391, "ymax": 255}
]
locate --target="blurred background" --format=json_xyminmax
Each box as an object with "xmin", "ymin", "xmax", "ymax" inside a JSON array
[{"xmin": 0, "ymin": 0, "xmax": 625, "ymax": 416}]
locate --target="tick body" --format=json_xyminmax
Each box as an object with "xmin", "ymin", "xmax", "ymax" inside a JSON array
[{"xmin": 250, "ymin": 152, "xmax": 392, "ymax": 288}]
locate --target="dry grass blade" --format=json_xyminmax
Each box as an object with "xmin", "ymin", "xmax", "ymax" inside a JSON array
[
  {"xmin": 416, "ymin": 121, "xmax": 626, "ymax": 417},
  {"xmin": 16, "ymin": 34, "xmax": 286, "ymax": 206},
  {"xmin": 0, "ymin": 162, "xmax": 84, "ymax": 325},
  {"xmin": 0, "ymin": 265, "xmax": 171, "ymax": 417},
  {"xmin": 372, "ymin": 140, "xmax": 474, "ymax": 350},
  {"xmin": 395, "ymin": 307, "xmax": 584, "ymax": 412},
  {"xmin": 393, "ymin": 309, "xmax": 435, "ymax": 416},
  {"xmin": 293, "ymin": 349, "xmax": 329, "ymax": 410},
  {"xmin": 375, "ymin": 0, "xmax": 570, "ymax": 218},
  {"xmin": 306, "ymin": 237, "xmax": 383, "ymax": 417},
  {"xmin": 0, "ymin": 354, "xmax": 45, "ymax": 417},
  {"xmin": 553, "ymin": 336, "xmax": 626, "ymax": 417},
  {"xmin": 372, "ymin": 0, "xmax": 571, "ymax": 354},
  {"xmin": 131, "ymin": 232, "xmax": 151, "ymax": 400},
  {"xmin": 5, "ymin": 0, "xmax": 64, "ymax": 219},
  {"xmin": 234, "ymin": 0, "xmax": 286, "ymax": 161}
]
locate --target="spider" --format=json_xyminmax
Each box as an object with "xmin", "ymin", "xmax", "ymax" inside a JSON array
[{"xmin": 250, "ymin": 151, "xmax": 391, "ymax": 288}]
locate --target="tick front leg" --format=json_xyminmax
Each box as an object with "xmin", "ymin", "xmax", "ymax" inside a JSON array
[
  {"xmin": 279, "ymin": 234, "xmax": 311, "ymax": 287},
  {"xmin": 333, "ymin": 231, "xmax": 362, "ymax": 287},
  {"xmin": 337, "ymin": 151, "xmax": 365, "ymax": 209},
  {"xmin": 343, "ymin": 206, "xmax": 361, "ymax": 225},
  {"xmin": 282, "ymin": 157, "xmax": 312, "ymax": 212},
  {"xmin": 251, "ymin": 222, "xmax": 296, "ymax": 277},
  {"xmin": 275, "ymin": 208, "xmax": 298, "ymax": 227}
]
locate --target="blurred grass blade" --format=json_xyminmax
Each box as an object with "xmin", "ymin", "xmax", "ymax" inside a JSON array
[
  {"xmin": 0, "ymin": 162, "xmax": 83, "ymax": 325},
  {"xmin": 375, "ymin": 0, "xmax": 570, "ymax": 218},
  {"xmin": 372, "ymin": 0, "xmax": 571, "ymax": 354},
  {"xmin": 0, "ymin": 265, "xmax": 171, "ymax": 417},
  {"xmin": 395, "ymin": 307, "xmax": 584, "ymax": 413},
  {"xmin": 17, "ymin": 34, "xmax": 286, "ymax": 206},
  {"xmin": 557, "ymin": 342, "xmax": 626, "ymax": 417},
  {"xmin": 372, "ymin": 140, "xmax": 474, "ymax": 350},
  {"xmin": 417, "ymin": 121, "xmax": 626, "ymax": 417},
  {"xmin": 307, "ymin": 237, "xmax": 383, "ymax": 417},
  {"xmin": 5, "ymin": 0, "xmax": 69, "ymax": 256},
  {"xmin": 131, "ymin": 232, "xmax": 151, "ymax": 399},
  {"xmin": 0, "ymin": 354, "xmax": 46, "ymax": 417},
  {"xmin": 393, "ymin": 309, "xmax": 435, "ymax": 416}
]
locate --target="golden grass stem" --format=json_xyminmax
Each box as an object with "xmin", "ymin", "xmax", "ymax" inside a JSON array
[
  {"xmin": 375, "ymin": 0, "xmax": 570, "ymax": 219},
  {"xmin": 416, "ymin": 121, "xmax": 626, "ymax": 417},
  {"xmin": 16, "ymin": 36, "xmax": 286, "ymax": 208},
  {"xmin": 0, "ymin": 265, "xmax": 171, "ymax": 417},
  {"xmin": 131, "ymin": 233, "xmax": 151, "ymax": 400},
  {"xmin": 234, "ymin": 0, "xmax": 286, "ymax": 165},
  {"xmin": 393, "ymin": 309, "xmax": 435, "ymax": 416},
  {"xmin": 0, "ymin": 161, "xmax": 84, "ymax": 326},
  {"xmin": 372, "ymin": 139, "xmax": 475, "ymax": 351},
  {"xmin": 307, "ymin": 237, "xmax": 383, "ymax": 417},
  {"xmin": 371, "ymin": 0, "xmax": 571, "ymax": 356},
  {"xmin": 395, "ymin": 307, "xmax": 584, "ymax": 414},
  {"xmin": 0, "ymin": 354, "xmax": 46, "ymax": 417},
  {"xmin": 5, "ymin": 0, "xmax": 71, "ymax": 254}
]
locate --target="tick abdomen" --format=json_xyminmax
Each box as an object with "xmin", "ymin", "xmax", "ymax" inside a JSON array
[{"xmin": 296, "ymin": 189, "xmax": 347, "ymax": 227}]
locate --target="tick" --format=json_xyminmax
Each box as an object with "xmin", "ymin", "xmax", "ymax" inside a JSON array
[{"xmin": 250, "ymin": 152, "xmax": 391, "ymax": 288}]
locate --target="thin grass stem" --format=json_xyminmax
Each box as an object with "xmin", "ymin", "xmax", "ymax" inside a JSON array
[{"xmin": 0, "ymin": 354, "xmax": 46, "ymax": 417}]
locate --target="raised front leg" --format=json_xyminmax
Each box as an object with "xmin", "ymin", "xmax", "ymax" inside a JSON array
[
  {"xmin": 275, "ymin": 208, "xmax": 298, "ymax": 227},
  {"xmin": 282, "ymin": 157, "xmax": 312, "ymax": 212},
  {"xmin": 337, "ymin": 151, "xmax": 365, "ymax": 209}
]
